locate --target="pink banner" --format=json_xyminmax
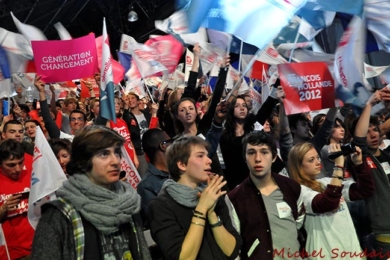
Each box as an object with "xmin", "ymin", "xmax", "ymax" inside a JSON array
[{"xmin": 32, "ymin": 34, "xmax": 97, "ymax": 82}]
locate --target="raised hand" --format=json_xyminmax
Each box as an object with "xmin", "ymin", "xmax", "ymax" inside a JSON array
[
  {"xmin": 350, "ymin": 146, "xmax": 363, "ymax": 166},
  {"xmin": 196, "ymin": 175, "xmax": 227, "ymax": 215},
  {"xmin": 328, "ymin": 143, "xmax": 344, "ymax": 167},
  {"xmin": 193, "ymin": 43, "xmax": 201, "ymax": 57},
  {"xmin": 34, "ymin": 75, "xmax": 46, "ymax": 93}
]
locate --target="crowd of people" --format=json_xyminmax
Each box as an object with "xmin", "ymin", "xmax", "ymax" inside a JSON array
[{"xmin": 1, "ymin": 43, "xmax": 390, "ymax": 260}]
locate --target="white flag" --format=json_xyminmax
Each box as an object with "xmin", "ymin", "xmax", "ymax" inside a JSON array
[
  {"xmin": 0, "ymin": 224, "xmax": 10, "ymax": 260},
  {"xmin": 364, "ymin": 63, "xmax": 390, "ymax": 79},
  {"xmin": 10, "ymin": 12, "xmax": 47, "ymax": 43},
  {"xmin": 119, "ymin": 34, "xmax": 138, "ymax": 54},
  {"xmin": 54, "ymin": 22, "xmax": 72, "ymax": 40},
  {"xmin": 185, "ymin": 48, "xmax": 194, "ymax": 81},
  {"xmin": 11, "ymin": 73, "xmax": 36, "ymax": 88},
  {"xmin": 0, "ymin": 28, "xmax": 33, "ymax": 59},
  {"xmin": 28, "ymin": 126, "xmax": 67, "ymax": 229},
  {"xmin": 198, "ymin": 42, "xmax": 219, "ymax": 75},
  {"xmin": 125, "ymin": 78, "xmax": 146, "ymax": 99},
  {"xmin": 120, "ymin": 145, "xmax": 142, "ymax": 189},
  {"xmin": 155, "ymin": 10, "xmax": 207, "ymax": 45},
  {"xmin": 130, "ymin": 43, "xmax": 168, "ymax": 78}
]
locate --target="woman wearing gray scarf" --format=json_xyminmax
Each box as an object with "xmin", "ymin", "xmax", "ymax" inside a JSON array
[
  {"xmin": 32, "ymin": 125, "xmax": 151, "ymax": 260},
  {"xmin": 148, "ymin": 136, "xmax": 242, "ymax": 259}
]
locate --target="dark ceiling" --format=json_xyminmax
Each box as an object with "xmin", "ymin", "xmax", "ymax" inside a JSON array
[{"xmin": 0, "ymin": 0, "xmax": 176, "ymax": 55}]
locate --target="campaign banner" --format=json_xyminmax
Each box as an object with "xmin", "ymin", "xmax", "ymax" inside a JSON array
[
  {"xmin": 278, "ymin": 62, "xmax": 335, "ymax": 115},
  {"xmin": 32, "ymin": 34, "xmax": 97, "ymax": 82},
  {"xmin": 120, "ymin": 145, "xmax": 141, "ymax": 189}
]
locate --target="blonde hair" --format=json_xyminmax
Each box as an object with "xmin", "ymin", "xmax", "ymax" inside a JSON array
[{"xmin": 288, "ymin": 142, "xmax": 324, "ymax": 193}]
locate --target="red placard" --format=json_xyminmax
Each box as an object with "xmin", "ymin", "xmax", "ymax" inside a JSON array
[{"xmin": 277, "ymin": 62, "xmax": 335, "ymax": 115}]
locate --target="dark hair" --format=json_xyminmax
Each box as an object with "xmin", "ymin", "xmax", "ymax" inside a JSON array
[
  {"xmin": 49, "ymin": 139, "xmax": 72, "ymax": 158},
  {"xmin": 222, "ymin": 95, "xmax": 254, "ymax": 141},
  {"xmin": 56, "ymin": 100, "xmax": 64, "ymax": 108},
  {"xmin": 343, "ymin": 113, "xmax": 357, "ymax": 144},
  {"xmin": 142, "ymin": 128, "xmax": 167, "ymax": 163},
  {"xmin": 166, "ymin": 136, "xmax": 209, "ymax": 182},
  {"xmin": 18, "ymin": 104, "xmax": 30, "ymax": 114},
  {"xmin": 311, "ymin": 113, "xmax": 326, "ymax": 135},
  {"xmin": 69, "ymin": 109, "xmax": 87, "ymax": 122},
  {"xmin": 66, "ymin": 125, "xmax": 125, "ymax": 175},
  {"xmin": 242, "ymin": 131, "xmax": 277, "ymax": 159},
  {"xmin": 0, "ymin": 139, "xmax": 25, "ymax": 164},
  {"xmin": 350, "ymin": 115, "xmax": 380, "ymax": 139},
  {"xmin": 172, "ymin": 98, "xmax": 200, "ymax": 134},
  {"xmin": 24, "ymin": 119, "xmax": 42, "ymax": 128},
  {"xmin": 288, "ymin": 113, "xmax": 310, "ymax": 130},
  {"xmin": 3, "ymin": 120, "xmax": 23, "ymax": 133}
]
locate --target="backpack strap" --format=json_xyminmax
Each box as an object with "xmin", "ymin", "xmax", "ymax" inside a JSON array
[{"xmin": 56, "ymin": 198, "xmax": 85, "ymax": 260}]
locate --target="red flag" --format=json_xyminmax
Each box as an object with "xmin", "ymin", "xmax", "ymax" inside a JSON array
[{"xmin": 278, "ymin": 62, "xmax": 335, "ymax": 115}]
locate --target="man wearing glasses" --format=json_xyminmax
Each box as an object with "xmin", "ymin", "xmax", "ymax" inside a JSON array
[
  {"xmin": 138, "ymin": 128, "xmax": 173, "ymax": 219},
  {"xmin": 34, "ymin": 76, "xmax": 86, "ymax": 141}
]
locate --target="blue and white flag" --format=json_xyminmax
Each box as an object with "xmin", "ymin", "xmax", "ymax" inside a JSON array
[
  {"xmin": 154, "ymin": 10, "xmax": 207, "ymax": 45},
  {"xmin": 334, "ymin": 15, "xmax": 370, "ymax": 114},
  {"xmin": 0, "ymin": 46, "xmax": 12, "ymax": 98},
  {"xmin": 182, "ymin": 0, "xmax": 307, "ymax": 49},
  {"xmin": 365, "ymin": 0, "xmax": 390, "ymax": 52},
  {"xmin": 299, "ymin": 0, "xmax": 363, "ymax": 16},
  {"xmin": 100, "ymin": 18, "xmax": 117, "ymax": 122},
  {"xmin": 28, "ymin": 126, "xmax": 67, "ymax": 228}
]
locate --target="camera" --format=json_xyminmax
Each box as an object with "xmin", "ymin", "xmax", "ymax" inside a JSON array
[
  {"xmin": 340, "ymin": 143, "xmax": 356, "ymax": 155},
  {"xmin": 328, "ymin": 143, "xmax": 356, "ymax": 160}
]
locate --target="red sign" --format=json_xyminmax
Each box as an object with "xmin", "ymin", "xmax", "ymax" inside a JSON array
[{"xmin": 278, "ymin": 62, "xmax": 335, "ymax": 115}]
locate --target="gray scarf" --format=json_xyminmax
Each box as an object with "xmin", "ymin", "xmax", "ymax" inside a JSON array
[
  {"xmin": 160, "ymin": 179, "xmax": 205, "ymax": 208},
  {"xmin": 56, "ymin": 174, "xmax": 141, "ymax": 235}
]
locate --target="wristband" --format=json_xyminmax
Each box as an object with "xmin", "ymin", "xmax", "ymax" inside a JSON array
[
  {"xmin": 193, "ymin": 214, "xmax": 206, "ymax": 221},
  {"xmin": 209, "ymin": 216, "xmax": 223, "ymax": 228},
  {"xmin": 331, "ymin": 175, "xmax": 344, "ymax": 181},
  {"xmin": 191, "ymin": 222, "xmax": 205, "ymax": 227},
  {"xmin": 334, "ymin": 165, "xmax": 344, "ymax": 170},
  {"xmin": 193, "ymin": 210, "xmax": 205, "ymax": 216}
]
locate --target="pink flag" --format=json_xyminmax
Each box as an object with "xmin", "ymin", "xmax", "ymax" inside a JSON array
[
  {"xmin": 144, "ymin": 35, "xmax": 184, "ymax": 74},
  {"xmin": 32, "ymin": 34, "xmax": 98, "ymax": 82}
]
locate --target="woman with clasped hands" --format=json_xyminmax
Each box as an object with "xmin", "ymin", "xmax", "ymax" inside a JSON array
[{"xmin": 148, "ymin": 136, "xmax": 242, "ymax": 260}]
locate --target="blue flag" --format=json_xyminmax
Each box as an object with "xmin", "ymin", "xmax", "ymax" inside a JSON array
[
  {"xmin": 300, "ymin": 0, "xmax": 363, "ymax": 16},
  {"xmin": 117, "ymin": 51, "xmax": 132, "ymax": 79},
  {"xmin": 181, "ymin": 0, "xmax": 307, "ymax": 49},
  {"xmin": 2, "ymin": 99, "xmax": 9, "ymax": 116},
  {"xmin": 0, "ymin": 46, "xmax": 11, "ymax": 79}
]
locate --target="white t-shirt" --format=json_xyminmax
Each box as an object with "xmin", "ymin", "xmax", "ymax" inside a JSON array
[{"xmin": 301, "ymin": 179, "xmax": 363, "ymax": 259}]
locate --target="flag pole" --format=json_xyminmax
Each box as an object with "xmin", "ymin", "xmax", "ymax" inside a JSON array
[
  {"xmin": 226, "ymin": 48, "xmax": 265, "ymax": 100},
  {"xmin": 144, "ymin": 82, "xmax": 155, "ymax": 103},
  {"xmin": 238, "ymin": 39, "xmax": 244, "ymax": 73},
  {"xmin": 288, "ymin": 23, "xmax": 302, "ymax": 63},
  {"xmin": 0, "ymin": 224, "xmax": 11, "ymax": 260}
]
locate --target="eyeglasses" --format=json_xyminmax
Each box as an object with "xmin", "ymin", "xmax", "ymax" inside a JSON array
[
  {"xmin": 161, "ymin": 139, "xmax": 174, "ymax": 146},
  {"xmin": 70, "ymin": 117, "xmax": 85, "ymax": 122},
  {"xmin": 158, "ymin": 139, "xmax": 174, "ymax": 150}
]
